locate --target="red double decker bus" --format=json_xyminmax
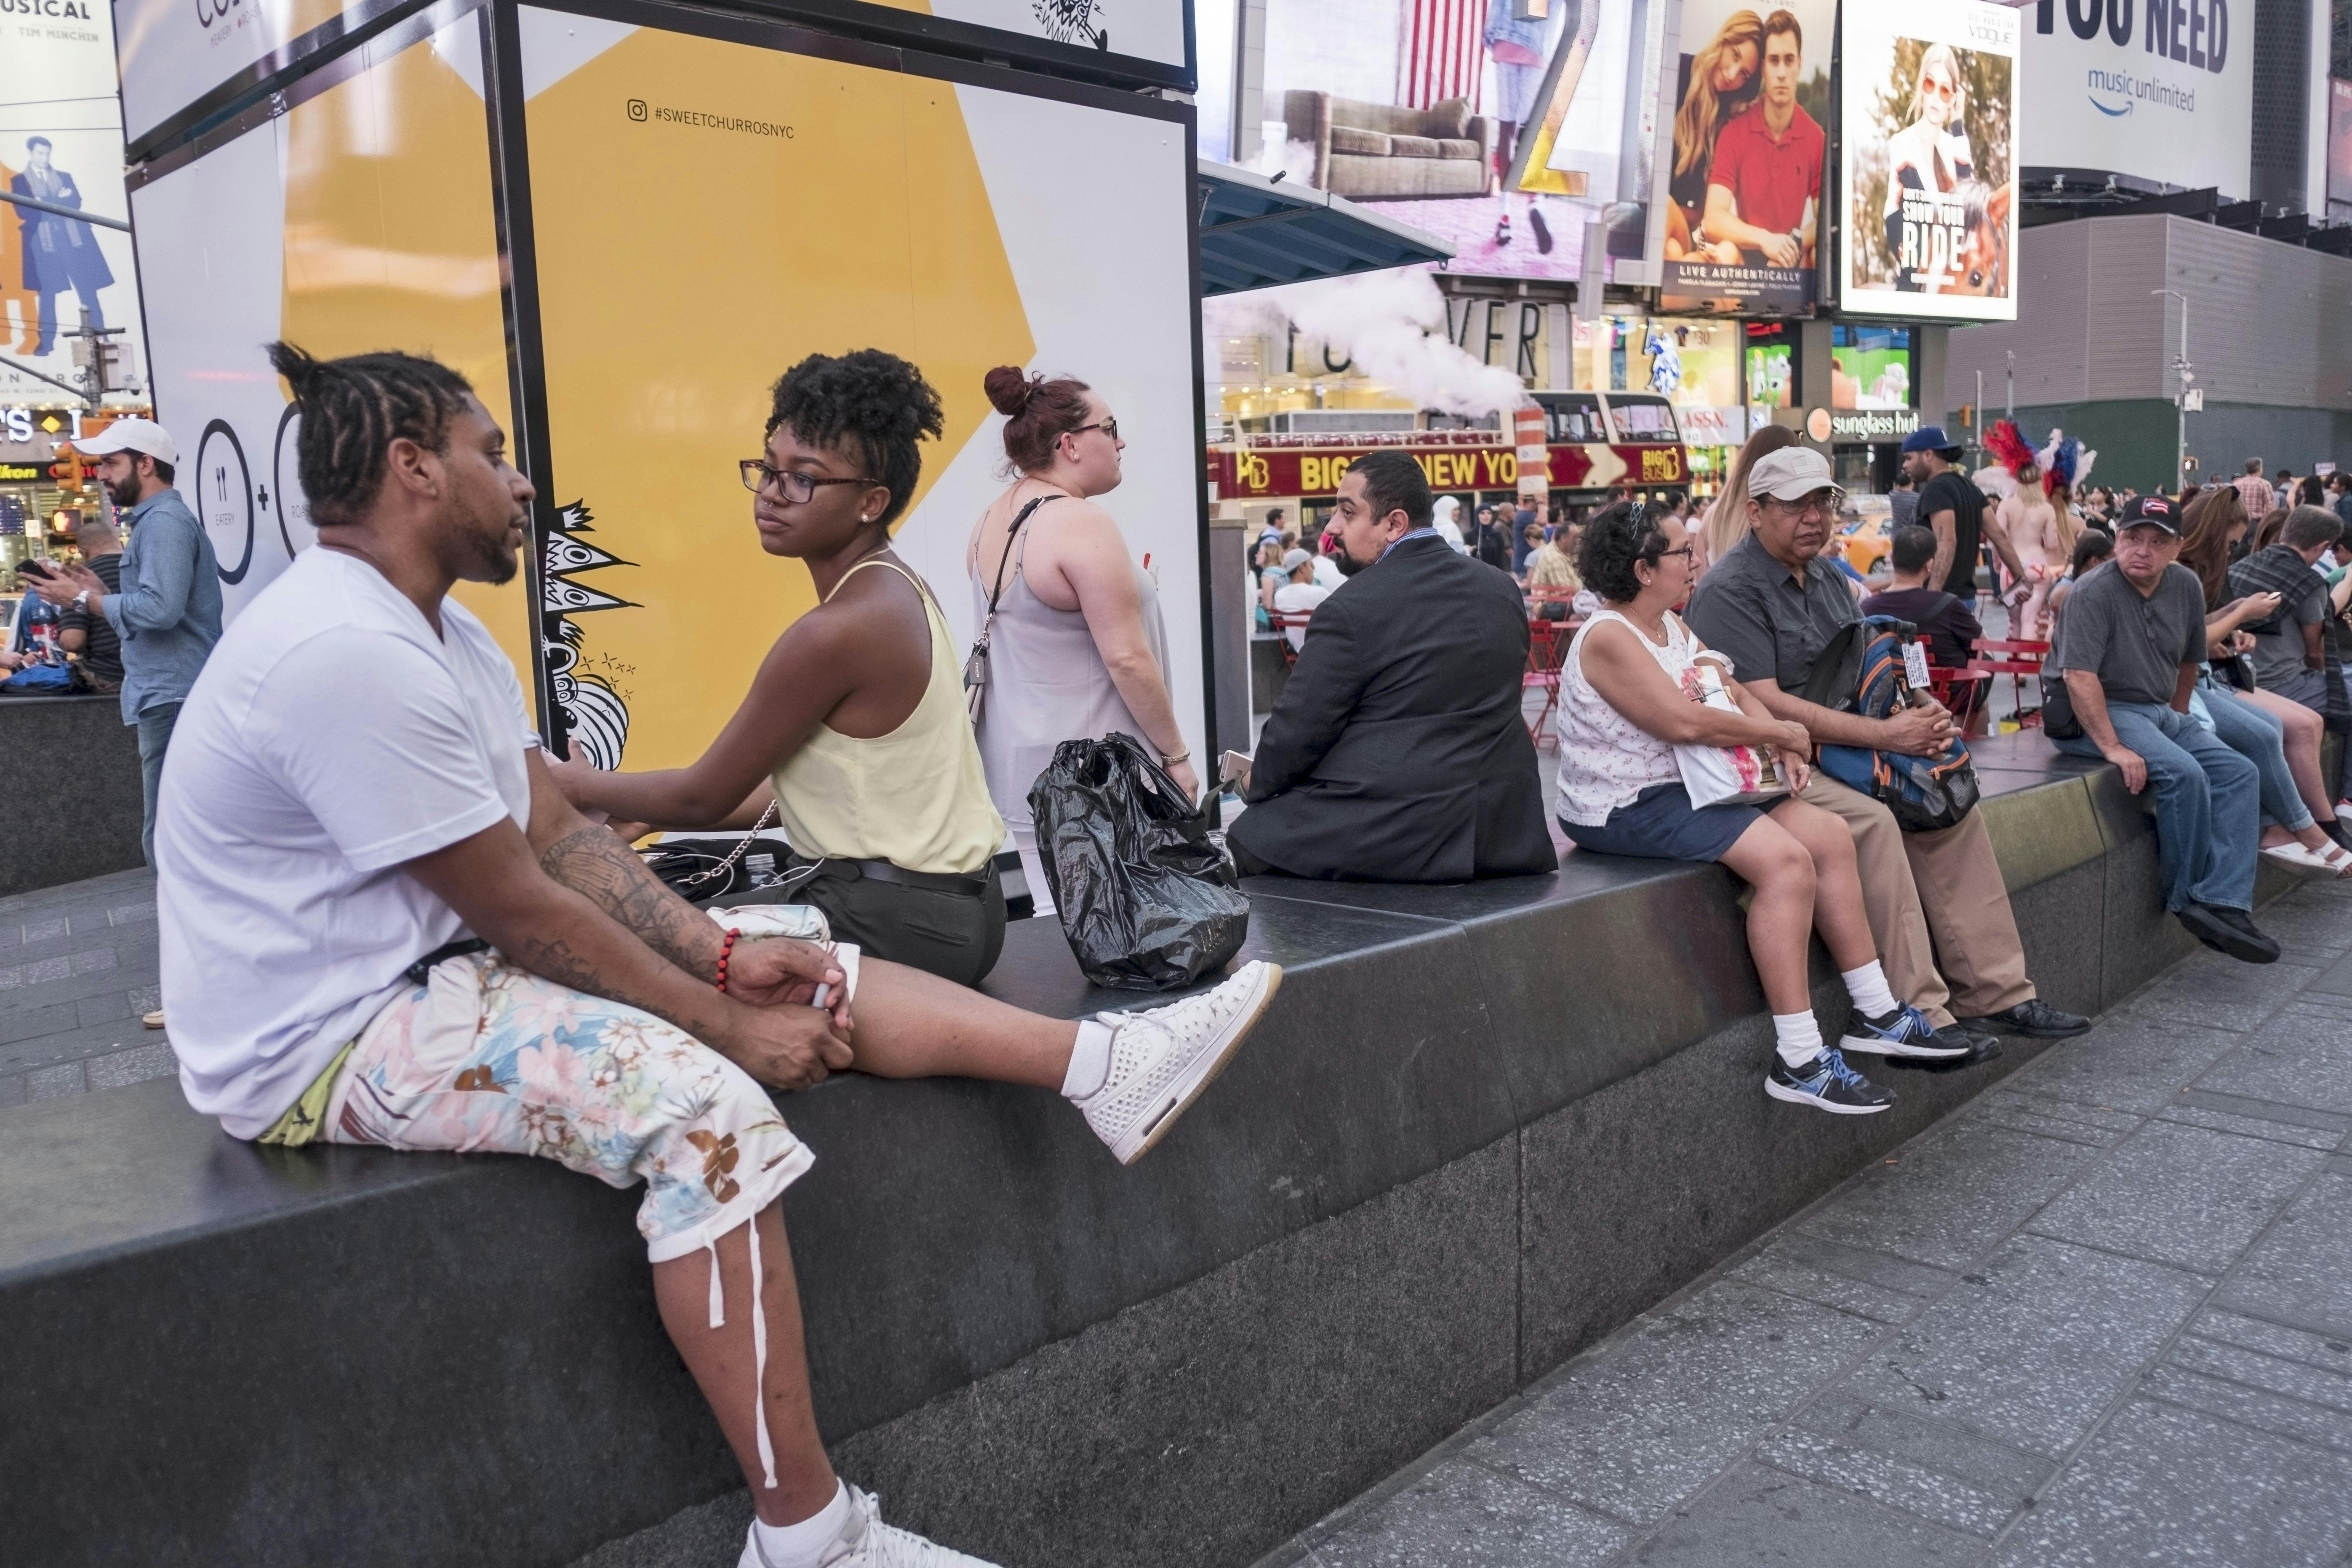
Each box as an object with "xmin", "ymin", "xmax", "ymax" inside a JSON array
[{"xmin": 1207, "ymin": 393, "xmax": 1690, "ymax": 516}]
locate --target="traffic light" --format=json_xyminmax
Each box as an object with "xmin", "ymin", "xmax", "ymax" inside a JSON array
[{"xmin": 48, "ymin": 448, "xmax": 85, "ymax": 492}]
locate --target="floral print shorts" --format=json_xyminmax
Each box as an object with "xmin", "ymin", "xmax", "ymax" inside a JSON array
[{"xmin": 320, "ymin": 949, "xmax": 842, "ymax": 1263}]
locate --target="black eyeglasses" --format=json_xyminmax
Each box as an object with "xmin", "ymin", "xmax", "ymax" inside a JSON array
[
  {"xmin": 1653, "ymin": 545, "xmax": 1697, "ymax": 562},
  {"xmin": 739, "ymin": 459, "xmax": 880, "ymax": 503},
  {"xmin": 1067, "ymin": 417, "xmax": 1120, "ymax": 442}
]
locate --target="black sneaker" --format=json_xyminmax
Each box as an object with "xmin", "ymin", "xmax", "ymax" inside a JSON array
[
  {"xmin": 1839, "ymin": 1003, "xmax": 1973, "ymax": 1059},
  {"xmin": 2324, "ymin": 818, "xmax": 2352, "ymax": 856},
  {"xmin": 1766, "ymin": 1047, "xmax": 1896, "ymax": 1114},
  {"xmin": 2177, "ymin": 902, "xmax": 2280, "ymax": 965},
  {"xmin": 1961, "ymin": 998, "xmax": 2092, "ymax": 1039}
]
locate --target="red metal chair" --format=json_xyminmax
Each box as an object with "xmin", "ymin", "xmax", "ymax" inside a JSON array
[
  {"xmin": 1926, "ymin": 666, "xmax": 1992, "ymax": 732},
  {"xmin": 1966, "ymin": 638, "xmax": 2050, "ymax": 727},
  {"xmin": 1524, "ymin": 614, "xmax": 1577, "ymax": 748},
  {"xmin": 1267, "ymin": 609, "xmax": 1317, "ymax": 669}
]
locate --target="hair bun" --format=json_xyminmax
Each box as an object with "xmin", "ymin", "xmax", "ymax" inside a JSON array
[{"xmin": 983, "ymin": 365, "xmax": 1036, "ymax": 419}]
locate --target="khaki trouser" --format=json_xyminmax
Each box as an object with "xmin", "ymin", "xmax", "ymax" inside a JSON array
[{"xmin": 1798, "ymin": 774, "xmax": 2036, "ymax": 1026}]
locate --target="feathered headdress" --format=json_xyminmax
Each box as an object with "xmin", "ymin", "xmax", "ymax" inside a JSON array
[
  {"xmin": 2036, "ymin": 428, "xmax": 2095, "ymax": 494},
  {"xmin": 1985, "ymin": 419, "xmax": 2035, "ymax": 476}
]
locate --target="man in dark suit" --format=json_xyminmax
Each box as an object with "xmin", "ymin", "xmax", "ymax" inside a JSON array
[{"xmin": 1227, "ymin": 450, "xmax": 1554, "ymax": 881}]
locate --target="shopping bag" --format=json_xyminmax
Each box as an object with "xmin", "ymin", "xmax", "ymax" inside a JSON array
[
  {"xmin": 1674, "ymin": 660, "xmax": 1787, "ymax": 809},
  {"xmin": 1027, "ymin": 731, "xmax": 1249, "ymax": 991}
]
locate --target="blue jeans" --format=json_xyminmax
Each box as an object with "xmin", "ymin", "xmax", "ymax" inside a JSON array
[
  {"xmin": 2263, "ymin": 667, "xmax": 2352, "ymax": 801},
  {"xmin": 2200, "ymin": 682, "xmax": 2311, "ymax": 832},
  {"xmin": 136, "ymin": 702, "xmax": 181, "ymax": 868},
  {"xmin": 2054, "ymin": 701, "xmax": 2259, "ymax": 913}
]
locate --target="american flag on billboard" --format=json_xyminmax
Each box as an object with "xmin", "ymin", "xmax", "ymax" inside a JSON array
[{"xmin": 1396, "ymin": 0, "xmax": 1485, "ymax": 110}]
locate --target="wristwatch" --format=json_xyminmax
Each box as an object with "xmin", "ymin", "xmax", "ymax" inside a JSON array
[{"xmin": 71, "ymin": 589, "xmax": 89, "ymax": 610}]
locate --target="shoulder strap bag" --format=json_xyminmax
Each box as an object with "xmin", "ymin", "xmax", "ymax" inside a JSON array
[{"xmin": 964, "ymin": 494, "xmax": 1059, "ymax": 724}]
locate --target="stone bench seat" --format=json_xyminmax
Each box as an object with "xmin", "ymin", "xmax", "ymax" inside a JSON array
[{"xmin": 0, "ymin": 734, "xmax": 2243, "ymax": 1568}]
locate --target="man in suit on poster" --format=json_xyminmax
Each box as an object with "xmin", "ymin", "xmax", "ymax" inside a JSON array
[
  {"xmin": 11, "ymin": 136, "xmax": 114, "ymax": 356},
  {"xmin": 1227, "ymin": 450, "xmax": 1555, "ymax": 883}
]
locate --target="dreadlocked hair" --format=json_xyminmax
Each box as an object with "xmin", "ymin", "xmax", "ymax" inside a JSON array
[
  {"xmin": 765, "ymin": 350, "xmax": 945, "ymax": 530},
  {"xmin": 266, "ymin": 341, "xmax": 477, "ymax": 527}
]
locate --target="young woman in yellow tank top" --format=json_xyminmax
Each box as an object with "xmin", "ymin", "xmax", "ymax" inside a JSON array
[{"xmin": 550, "ymin": 351, "xmax": 1010, "ymax": 984}]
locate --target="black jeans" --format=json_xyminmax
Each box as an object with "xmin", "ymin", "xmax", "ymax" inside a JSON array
[{"xmin": 721, "ymin": 859, "xmax": 1006, "ymax": 986}]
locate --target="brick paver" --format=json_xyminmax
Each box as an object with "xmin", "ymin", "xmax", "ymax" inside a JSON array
[{"xmin": 1258, "ymin": 879, "xmax": 2352, "ymax": 1568}]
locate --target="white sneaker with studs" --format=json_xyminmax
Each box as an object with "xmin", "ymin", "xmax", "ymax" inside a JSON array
[{"xmin": 1075, "ymin": 959, "xmax": 1283, "ymax": 1165}]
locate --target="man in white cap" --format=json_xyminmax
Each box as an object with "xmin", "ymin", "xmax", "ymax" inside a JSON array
[
  {"xmin": 27, "ymin": 416, "xmax": 222, "ymax": 870},
  {"xmin": 1685, "ymin": 444, "xmax": 2090, "ymax": 1052}
]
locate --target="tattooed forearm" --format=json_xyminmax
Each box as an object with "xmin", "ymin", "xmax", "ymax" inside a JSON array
[{"xmin": 536, "ymin": 826, "xmax": 722, "ymax": 980}]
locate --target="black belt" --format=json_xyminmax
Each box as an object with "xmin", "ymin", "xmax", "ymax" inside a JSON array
[
  {"xmin": 406, "ymin": 938, "xmax": 489, "ymax": 984},
  {"xmin": 786, "ymin": 854, "xmax": 996, "ymax": 899}
]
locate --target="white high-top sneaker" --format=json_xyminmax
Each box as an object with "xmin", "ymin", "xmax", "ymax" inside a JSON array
[
  {"xmin": 741, "ymin": 1485, "xmax": 999, "ymax": 1567},
  {"xmin": 1074, "ymin": 959, "xmax": 1283, "ymax": 1165}
]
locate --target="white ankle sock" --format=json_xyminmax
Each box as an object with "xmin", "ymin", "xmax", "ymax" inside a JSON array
[
  {"xmin": 1060, "ymin": 1019, "xmax": 1115, "ymax": 1100},
  {"xmin": 1840, "ymin": 961, "xmax": 1899, "ymax": 1020},
  {"xmin": 751, "ymin": 1480, "xmax": 851, "ymax": 1568},
  {"xmin": 1773, "ymin": 1011, "xmax": 1825, "ymax": 1069}
]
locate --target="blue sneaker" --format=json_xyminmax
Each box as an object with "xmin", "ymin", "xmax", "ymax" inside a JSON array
[
  {"xmin": 1839, "ymin": 1004, "xmax": 1974, "ymax": 1060},
  {"xmin": 1766, "ymin": 1047, "xmax": 1895, "ymax": 1114}
]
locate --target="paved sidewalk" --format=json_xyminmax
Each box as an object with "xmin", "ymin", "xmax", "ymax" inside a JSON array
[
  {"xmin": 1259, "ymin": 879, "xmax": 2352, "ymax": 1568},
  {"xmin": 0, "ymin": 866, "xmax": 172, "ymax": 1107}
]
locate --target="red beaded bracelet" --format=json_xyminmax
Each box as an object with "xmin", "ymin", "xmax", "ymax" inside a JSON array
[{"xmin": 715, "ymin": 927, "xmax": 740, "ymax": 994}]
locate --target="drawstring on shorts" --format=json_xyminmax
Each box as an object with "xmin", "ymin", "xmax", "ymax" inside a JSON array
[{"xmin": 705, "ymin": 1221, "xmax": 779, "ymax": 1490}]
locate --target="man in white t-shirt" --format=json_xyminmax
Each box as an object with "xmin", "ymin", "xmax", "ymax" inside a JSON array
[
  {"xmin": 159, "ymin": 343, "xmax": 1282, "ymax": 1568},
  {"xmin": 1269, "ymin": 549, "xmax": 1332, "ymax": 650}
]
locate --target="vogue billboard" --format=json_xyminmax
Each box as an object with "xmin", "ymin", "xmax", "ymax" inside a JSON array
[{"xmin": 1839, "ymin": 0, "xmax": 2021, "ymax": 321}]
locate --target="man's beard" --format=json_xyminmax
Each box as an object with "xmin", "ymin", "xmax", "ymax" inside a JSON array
[
  {"xmin": 451, "ymin": 514, "xmax": 521, "ymax": 584},
  {"xmin": 103, "ymin": 476, "xmax": 140, "ymax": 509},
  {"xmin": 1334, "ymin": 539, "xmax": 1377, "ymax": 576}
]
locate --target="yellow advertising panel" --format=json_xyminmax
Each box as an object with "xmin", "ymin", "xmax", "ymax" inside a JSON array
[
  {"xmin": 129, "ymin": 7, "xmax": 1208, "ymax": 773},
  {"xmin": 522, "ymin": 23, "xmax": 1030, "ymax": 769},
  {"xmin": 516, "ymin": 13, "xmax": 1205, "ymax": 777}
]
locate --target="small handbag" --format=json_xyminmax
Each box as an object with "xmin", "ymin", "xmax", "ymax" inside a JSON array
[{"xmin": 964, "ymin": 494, "xmax": 1060, "ymax": 723}]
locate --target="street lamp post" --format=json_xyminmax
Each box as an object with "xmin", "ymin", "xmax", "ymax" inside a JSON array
[{"xmin": 2153, "ymin": 289, "xmax": 2190, "ymax": 489}]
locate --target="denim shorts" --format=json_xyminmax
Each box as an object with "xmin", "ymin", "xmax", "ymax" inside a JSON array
[{"xmin": 1560, "ymin": 783, "xmax": 1763, "ymax": 864}]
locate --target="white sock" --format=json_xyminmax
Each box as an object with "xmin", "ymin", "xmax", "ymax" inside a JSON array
[
  {"xmin": 751, "ymin": 1480, "xmax": 851, "ymax": 1568},
  {"xmin": 1773, "ymin": 1011, "xmax": 1825, "ymax": 1069},
  {"xmin": 1060, "ymin": 1018, "xmax": 1115, "ymax": 1100},
  {"xmin": 1840, "ymin": 961, "xmax": 1899, "ymax": 1020}
]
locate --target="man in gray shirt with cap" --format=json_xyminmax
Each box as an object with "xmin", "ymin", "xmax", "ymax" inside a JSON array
[
  {"xmin": 29, "ymin": 417, "xmax": 223, "ymax": 869},
  {"xmin": 1685, "ymin": 445, "xmax": 2088, "ymax": 1049},
  {"xmin": 2049, "ymin": 494, "xmax": 2276, "ymax": 963}
]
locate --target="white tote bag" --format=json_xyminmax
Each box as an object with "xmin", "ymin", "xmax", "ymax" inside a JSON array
[{"xmin": 1674, "ymin": 661, "xmax": 1789, "ymax": 809}]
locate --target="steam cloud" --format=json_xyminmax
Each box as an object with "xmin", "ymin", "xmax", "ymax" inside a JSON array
[{"xmin": 1204, "ymin": 265, "xmax": 1529, "ymax": 420}]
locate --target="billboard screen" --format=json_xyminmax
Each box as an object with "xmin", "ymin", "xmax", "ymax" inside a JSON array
[
  {"xmin": 1259, "ymin": 0, "xmax": 1669, "ymax": 285},
  {"xmin": 1, "ymin": 0, "xmax": 145, "ymax": 404},
  {"xmin": 1838, "ymin": 0, "xmax": 2020, "ymax": 322},
  {"xmin": 1657, "ymin": 0, "xmax": 1837, "ymax": 316},
  {"xmin": 2021, "ymin": 0, "xmax": 2251, "ymax": 200}
]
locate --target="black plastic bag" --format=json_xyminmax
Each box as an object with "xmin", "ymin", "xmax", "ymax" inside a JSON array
[{"xmin": 1027, "ymin": 732, "xmax": 1250, "ymax": 991}]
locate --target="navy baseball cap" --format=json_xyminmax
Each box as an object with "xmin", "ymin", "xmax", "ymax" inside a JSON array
[
  {"xmin": 1900, "ymin": 425, "xmax": 1961, "ymax": 455},
  {"xmin": 2114, "ymin": 494, "xmax": 2180, "ymax": 533}
]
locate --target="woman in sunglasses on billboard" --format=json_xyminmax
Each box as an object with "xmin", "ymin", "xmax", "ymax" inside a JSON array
[
  {"xmin": 964, "ymin": 366, "xmax": 1191, "ymax": 915},
  {"xmin": 549, "ymin": 349, "xmax": 1013, "ymax": 985}
]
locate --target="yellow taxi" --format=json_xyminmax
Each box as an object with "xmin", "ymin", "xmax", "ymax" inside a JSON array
[{"xmin": 1836, "ymin": 494, "xmax": 1896, "ymax": 577}]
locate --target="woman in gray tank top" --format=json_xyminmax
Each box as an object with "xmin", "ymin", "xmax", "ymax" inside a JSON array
[{"xmin": 967, "ymin": 367, "xmax": 1190, "ymax": 912}]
